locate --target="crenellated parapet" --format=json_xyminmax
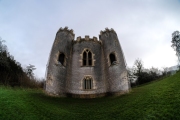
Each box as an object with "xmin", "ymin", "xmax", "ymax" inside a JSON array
[
  {"xmin": 56, "ymin": 26, "xmax": 75, "ymax": 37},
  {"xmin": 99, "ymin": 27, "xmax": 117, "ymax": 39},
  {"xmin": 46, "ymin": 26, "xmax": 130, "ymax": 98},
  {"xmin": 73, "ymin": 35, "xmax": 101, "ymax": 44}
]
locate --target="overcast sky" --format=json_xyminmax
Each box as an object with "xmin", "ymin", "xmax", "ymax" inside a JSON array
[{"xmin": 0, "ymin": 0, "xmax": 180, "ymax": 78}]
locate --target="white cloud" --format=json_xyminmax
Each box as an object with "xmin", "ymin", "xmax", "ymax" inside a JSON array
[{"xmin": 0, "ymin": 0, "xmax": 180, "ymax": 78}]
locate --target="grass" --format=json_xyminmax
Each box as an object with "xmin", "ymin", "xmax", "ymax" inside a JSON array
[{"xmin": 0, "ymin": 72, "xmax": 180, "ymax": 120}]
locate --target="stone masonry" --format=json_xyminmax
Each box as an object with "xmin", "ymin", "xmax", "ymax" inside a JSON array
[{"xmin": 45, "ymin": 27, "xmax": 130, "ymax": 98}]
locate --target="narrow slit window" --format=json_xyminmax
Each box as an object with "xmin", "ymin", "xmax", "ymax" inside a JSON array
[
  {"xmin": 109, "ymin": 53, "xmax": 116, "ymax": 65},
  {"xmin": 58, "ymin": 53, "xmax": 65, "ymax": 65},
  {"xmin": 83, "ymin": 52, "xmax": 87, "ymax": 66},
  {"xmin": 88, "ymin": 52, "xmax": 92, "ymax": 66}
]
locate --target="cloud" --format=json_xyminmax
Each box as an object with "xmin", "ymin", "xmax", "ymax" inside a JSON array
[{"xmin": 0, "ymin": 0, "xmax": 180, "ymax": 78}]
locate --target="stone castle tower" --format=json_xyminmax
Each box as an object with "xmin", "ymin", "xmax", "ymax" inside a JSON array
[{"xmin": 45, "ymin": 27, "xmax": 130, "ymax": 98}]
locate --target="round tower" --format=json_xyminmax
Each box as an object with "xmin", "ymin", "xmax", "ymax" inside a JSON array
[
  {"xmin": 99, "ymin": 28, "xmax": 130, "ymax": 94},
  {"xmin": 46, "ymin": 27, "xmax": 74, "ymax": 96}
]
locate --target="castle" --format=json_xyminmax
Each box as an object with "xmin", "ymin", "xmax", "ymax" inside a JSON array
[{"xmin": 45, "ymin": 27, "xmax": 130, "ymax": 98}]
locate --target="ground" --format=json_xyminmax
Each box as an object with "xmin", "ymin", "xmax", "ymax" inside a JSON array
[{"xmin": 0, "ymin": 71, "xmax": 180, "ymax": 120}]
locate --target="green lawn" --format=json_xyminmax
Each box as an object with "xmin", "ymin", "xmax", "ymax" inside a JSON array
[{"xmin": 1, "ymin": 72, "xmax": 180, "ymax": 120}]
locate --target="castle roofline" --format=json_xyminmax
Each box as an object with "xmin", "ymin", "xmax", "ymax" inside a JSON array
[
  {"xmin": 99, "ymin": 28, "xmax": 117, "ymax": 39},
  {"xmin": 56, "ymin": 27, "xmax": 117, "ymax": 41},
  {"xmin": 73, "ymin": 35, "xmax": 101, "ymax": 44},
  {"xmin": 100, "ymin": 27, "xmax": 116, "ymax": 35},
  {"xmin": 57, "ymin": 26, "xmax": 75, "ymax": 37}
]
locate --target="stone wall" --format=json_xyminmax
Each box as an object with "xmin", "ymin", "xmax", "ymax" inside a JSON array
[
  {"xmin": 67, "ymin": 38, "xmax": 107, "ymax": 95},
  {"xmin": 100, "ymin": 28, "xmax": 130, "ymax": 93},
  {"xmin": 45, "ymin": 27, "xmax": 130, "ymax": 98},
  {"xmin": 46, "ymin": 27, "xmax": 74, "ymax": 96}
]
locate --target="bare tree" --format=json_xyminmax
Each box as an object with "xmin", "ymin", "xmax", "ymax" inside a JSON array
[
  {"xmin": 133, "ymin": 58, "xmax": 144, "ymax": 76},
  {"xmin": 127, "ymin": 67, "xmax": 138, "ymax": 83},
  {"xmin": 171, "ymin": 31, "xmax": 180, "ymax": 67},
  {"xmin": 25, "ymin": 64, "xmax": 36, "ymax": 79},
  {"xmin": 133, "ymin": 58, "xmax": 145, "ymax": 85},
  {"xmin": 150, "ymin": 67, "xmax": 160, "ymax": 75},
  {"xmin": 162, "ymin": 67, "xmax": 168, "ymax": 76},
  {"xmin": 0, "ymin": 37, "xmax": 7, "ymax": 52}
]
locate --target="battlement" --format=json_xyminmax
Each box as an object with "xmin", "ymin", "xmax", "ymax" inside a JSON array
[
  {"xmin": 73, "ymin": 35, "xmax": 100, "ymax": 44},
  {"xmin": 46, "ymin": 26, "xmax": 130, "ymax": 98},
  {"xmin": 99, "ymin": 28, "xmax": 117, "ymax": 39},
  {"xmin": 56, "ymin": 26, "xmax": 75, "ymax": 37}
]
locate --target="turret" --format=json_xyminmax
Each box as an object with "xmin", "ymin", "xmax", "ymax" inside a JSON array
[
  {"xmin": 45, "ymin": 27, "xmax": 130, "ymax": 98},
  {"xmin": 46, "ymin": 27, "xmax": 74, "ymax": 96},
  {"xmin": 100, "ymin": 28, "xmax": 130, "ymax": 94}
]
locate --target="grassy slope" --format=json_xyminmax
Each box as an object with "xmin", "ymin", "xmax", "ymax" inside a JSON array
[{"xmin": 0, "ymin": 72, "xmax": 180, "ymax": 120}]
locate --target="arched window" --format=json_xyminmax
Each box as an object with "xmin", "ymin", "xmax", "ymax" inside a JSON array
[
  {"xmin": 84, "ymin": 76, "xmax": 92, "ymax": 89},
  {"xmin": 88, "ymin": 52, "xmax": 92, "ymax": 66},
  {"xmin": 82, "ymin": 49, "xmax": 93, "ymax": 66},
  {"xmin": 109, "ymin": 53, "xmax": 117, "ymax": 65},
  {"xmin": 58, "ymin": 53, "xmax": 65, "ymax": 66}
]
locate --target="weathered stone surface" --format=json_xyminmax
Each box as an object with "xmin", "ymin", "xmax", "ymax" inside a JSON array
[{"xmin": 45, "ymin": 27, "xmax": 130, "ymax": 98}]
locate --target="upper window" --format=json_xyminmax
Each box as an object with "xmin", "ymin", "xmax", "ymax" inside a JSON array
[
  {"xmin": 109, "ymin": 53, "xmax": 117, "ymax": 65},
  {"xmin": 82, "ymin": 49, "xmax": 93, "ymax": 66},
  {"xmin": 58, "ymin": 53, "xmax": 65, "ymax": 66}
]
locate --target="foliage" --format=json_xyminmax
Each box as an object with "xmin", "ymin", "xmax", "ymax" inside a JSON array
[
  {"xmin": 131, "ymin": 59, "xmax": 162, "ymax": 86},
  {"xmin": 24, "ymin": 64, "xmax": 36, "ymax": 79},
  {"xmin": 133, "ymin": 58, "xmax": 144, "ymax": 76},
  {"xmin": 162, "ymin": 67, "xmax": 168, "ymax": 76},
  {"xmin": 0, "ymin": 38, "xmax": 24, "ymax": 86},
  {"xmin": 0, "ymin": 37, "xmax": 43, "ymax": 88},
  {"xmin": 171, "ymin": 31, "xmax": 180, "ymax": 66},
  {"xmin": 127, "ymin": 67, "xmax": 138, "ymax": 87},
  {"xmin": 0, "ymin": 72, "xmax": 180, "ymax": 119}
]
